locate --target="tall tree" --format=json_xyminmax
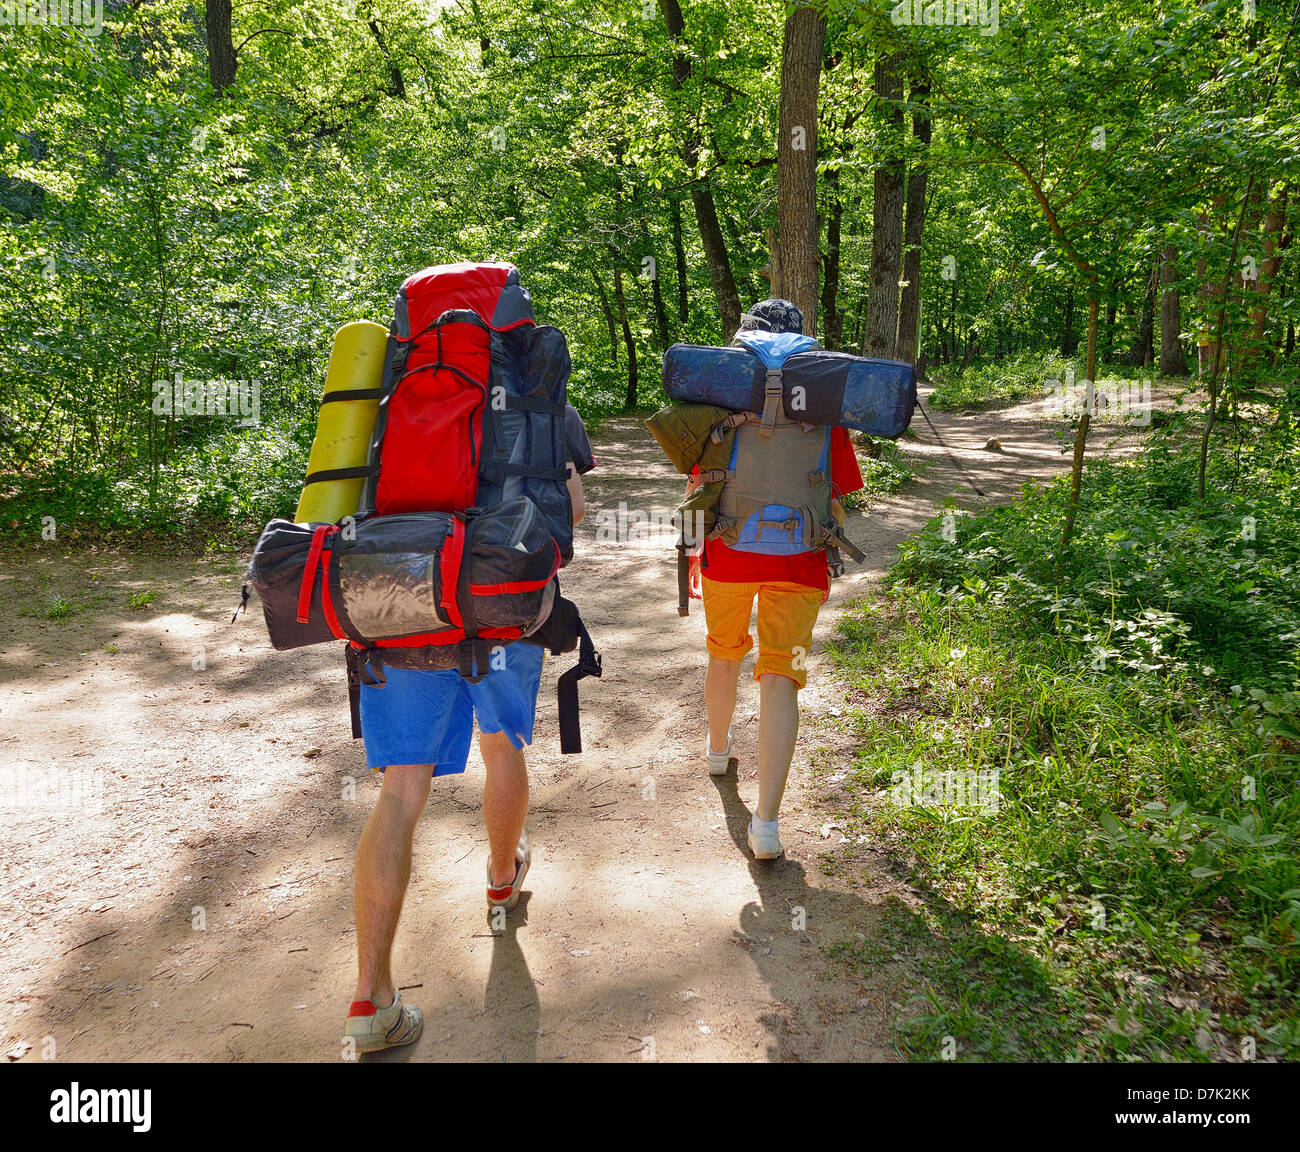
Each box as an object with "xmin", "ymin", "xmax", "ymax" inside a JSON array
[
  {"xmin": 895, "ymin": 72, "xmax": 931, "ymax": 364},
  {"xmin": 614, "ymin": 268, "xmax": 638, "ymax": 409},
  {"xmin": 658, "ymin": 0, "xmax": 741, "ymax": 337},
  {"xmin": 1158, "ymin": 244, "xmax": 1188, "ymax": 376},
  {"xmin": 776, "ymin": 6, "xmax": 827, "ymax": 333},
  {"xmin": 205, "ymin": 0, "xmax": 237, "ymax": 95},
  {"xmin": 862, "ymin": 52, "xmax": 905, "ymax": 358}
]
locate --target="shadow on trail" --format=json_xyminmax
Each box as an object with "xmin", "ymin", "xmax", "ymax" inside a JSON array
[{"xmin": 706, "ymin": 768, "xmax": 1070, "ymax": 1062}]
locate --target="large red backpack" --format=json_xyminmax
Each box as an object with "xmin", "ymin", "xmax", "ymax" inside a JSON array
[{"xmin": 339, "ymin": 262, "xmax": 599, "ymax": 751}]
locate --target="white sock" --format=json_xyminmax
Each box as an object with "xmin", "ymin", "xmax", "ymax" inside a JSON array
[
  {"xmin": 751, "ymin": 815, "xmax": 779, "ymax": 835},
  {"xmin": 708, "ymin": 729, "xmax": 731, "ymax": 756}
]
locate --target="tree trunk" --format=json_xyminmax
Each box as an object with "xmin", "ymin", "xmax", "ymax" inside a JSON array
[
  {"xmin": 1061, "ymin": 295, "xmax": 1099, "ymax": 550},
  {"xmin": 205, "ymin": 0, "xmax": 237, "ymax": 95},
  {"xmin": 368, "ymin": 20, "xmax": 407, "ymax": 99},
  {"xmin": 614, "ymin": 269, "xmax": 638, "ymax": 408},
  {"xmin": 659, "ymin": 0, "xmax": 741, "ymax": 338},
  {"xmin": 1127, "ymin": 257, "xmax": 1157, "ymax": 366},
  {"xmin": 591, "ymin": 268, "xmax": 618, "ymax": 366},
  {"xmin": 1158, "ymin": 244, "xmax": 1188, "ymax": 376},
  {"xmin": 862, "ymin": 53, "xmax": 905, "ymax": 359},
  {"xmin": 895, "ymin": 74, "xmax": 931, "ymax": 365},
  {"xmin": 948, "ymin": 276, "xmax": 957, "ymax": 358},
  {"xmin": 649, "ymin": 261, "xmax": 671, "ymax": 350},
  {"xmin": 1103, "ymin": 290, "xmax": 1118, "ymax": 363},
  {"xmin": 819, "ymin": 164, "xmax": 843, "ymax": 350},
  {"xmin": 1197, "ymin": 194, "xmax": 1228, "ymax": 380},
  {"xmin": 1243, "ymin": 182, "xmax": 1289, "ymax": 376},
  {"xmin": 671, "ymin": 197, "xmax": 689, "ymax": 323},
  {"xmin": 776, "ymin": 5, "xmax": 826, "ymax": 334}
]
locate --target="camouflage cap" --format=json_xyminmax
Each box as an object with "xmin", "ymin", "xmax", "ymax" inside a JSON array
[{"xmin": 737, "ymin": 298, "xmax": 805, "ymax": 335}]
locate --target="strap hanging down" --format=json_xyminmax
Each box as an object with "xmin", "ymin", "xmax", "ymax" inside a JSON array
[
  {"xmin": 822, "ymin": 525, "xmax": 866, "ymax": 564},
  {"xmin": 557, "ymin": 618, "xmax": 602, "ymax": 755},
  {"xmin": 677, "ymin": 529, "xmax": 691, "ymax": 617},
  {"xmin": 345, "ymin": 644, "xmax": 363, "ymax": 740}
]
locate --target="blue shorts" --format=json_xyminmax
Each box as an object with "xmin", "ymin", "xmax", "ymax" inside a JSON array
[{"xmin": 359, "ymin": 643, "xmax": 545, "ymax": 774}]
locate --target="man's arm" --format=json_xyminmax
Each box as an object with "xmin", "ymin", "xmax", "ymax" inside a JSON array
[{"xmin": 567, "ymin": 461, "xmax": 585, "ymax": 525}]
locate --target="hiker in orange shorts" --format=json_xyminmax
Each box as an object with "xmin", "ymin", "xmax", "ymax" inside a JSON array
[{"xmin": 688, "ymin": 299, "xmax": 864, "ymax": 860}]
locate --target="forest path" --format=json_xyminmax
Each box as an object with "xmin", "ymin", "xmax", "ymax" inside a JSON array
[{"xmin": 0, "ymin": 386, "xmax": 1141, "ymax": 1062}]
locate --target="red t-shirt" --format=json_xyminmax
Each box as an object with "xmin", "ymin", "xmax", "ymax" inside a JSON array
[{"xmin": 701, "ymin": 425, "xmax": 864, "ymax": 592}]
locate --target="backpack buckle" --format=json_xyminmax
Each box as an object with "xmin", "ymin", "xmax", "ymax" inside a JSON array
[{"xmin": 759, "ymin": 368, "xmax": 783, "ymax": 438}]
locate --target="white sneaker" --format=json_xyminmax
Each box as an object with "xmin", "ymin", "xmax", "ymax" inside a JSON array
[
  {"xmin": 705, "ymin": 729, "xmax": 732, "ymax": 776},
  {"xmin": 747, "ymin": 820, "xmax": 784, "ymax": 860}
]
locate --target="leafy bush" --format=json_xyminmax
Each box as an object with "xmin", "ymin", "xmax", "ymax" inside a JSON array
[
  {"xmin": 827, "ymin": 428, "xmax": 1300, "ymax": 1059},
  {"xmin": 0, "ymin": 414, "xmax": 311, "ymax": 545},
  {"xmin": 894, "ymin": 442, "xmax": 1300, "ymax": 691},
  {"xmin": 928, "ymin": 348, "xmax": 1165, "ymax": 412}
]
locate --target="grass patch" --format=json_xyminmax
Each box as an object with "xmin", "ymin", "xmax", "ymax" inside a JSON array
[
  {"xmin": 126, "ymin": 590, "xmax": 156, "ymax": 610},
  {"xmin": 42, "ymin": 594, "xmax": 76, "ymax": 620},
  {"xmin": 823, "ymin": 429, "xmax": 1300, "ymax": 1061}
]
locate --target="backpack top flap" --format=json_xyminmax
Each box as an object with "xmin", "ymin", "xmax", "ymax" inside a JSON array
[
  {"xmin": 733, "ymin": 330, "xmax": 818, "ymax": 367},
  {"xmin": 396, "ymin": 262, "xmax": 535, "ymax": 337}
]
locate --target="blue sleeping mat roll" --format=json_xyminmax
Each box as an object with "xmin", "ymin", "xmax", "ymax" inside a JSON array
[{"xmin": 662, "ymin": 343, "xmax": 917, "ymax": 439}]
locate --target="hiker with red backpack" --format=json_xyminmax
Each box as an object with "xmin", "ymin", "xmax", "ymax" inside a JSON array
[
  {"xmin": 244, "ymin": 262, "xmax": 600, "ymax": 1053},
  {"xmin": 649, "ymin": 298, "xmax": 912, "ymax": 862}
]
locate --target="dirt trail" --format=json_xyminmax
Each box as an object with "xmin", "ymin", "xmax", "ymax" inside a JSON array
[{"xmin": 0, "ymin": 387, "xmax": 1125, "ymax": 1062}]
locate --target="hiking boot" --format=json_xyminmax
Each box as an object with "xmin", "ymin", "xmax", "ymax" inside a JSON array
[
  {"xmin": 344, "ymin": 992, "xmax": 422, "ymax": 1053},
  {"xmin": 705, "ymin": 728, "xmax": 732, "ymax": 776},
  {"xmin": 487, "ymin": 835, "xmax": 530, "ymax": 912},
  {"xmin": 747, "ymin": 820, "xmax": 784, "ymax": 861}
]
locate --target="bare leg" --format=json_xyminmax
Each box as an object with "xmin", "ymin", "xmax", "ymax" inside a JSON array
[
  {"xmin": 354, "ymin": 764, "xmax": 432, "ymax": 1006},
  {"xmin": 705, "ymin": 654, "xmax": 742, "ymax": 755},
  {"xmin": 480, "ymin": 730, "xmax": 529, "ymax": 887},
  {"xmin": 755, "ymin": 673, "xmax": 799, "ymax": 822}
]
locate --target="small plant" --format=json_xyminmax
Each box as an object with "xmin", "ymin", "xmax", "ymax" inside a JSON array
[
  {"xmin": 126, "ymin": 590, "xmax": 156, "ymax": 610},
  {"xmin": 44, "ymin": 595, "xmax": 75, "ymax": 620}
]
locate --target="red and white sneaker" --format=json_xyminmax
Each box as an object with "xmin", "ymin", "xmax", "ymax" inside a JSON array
[
  {"xmin": 344, "ymin": 992, "xmax": 422, "ymax": 1053},
  {"xmin": 487, "ymin": 835, "xmax": 530, "ymax": 912}
]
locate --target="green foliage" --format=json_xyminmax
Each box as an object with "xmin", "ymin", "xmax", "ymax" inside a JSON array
[
  {"xmin": 928, "ymin": 349, "xmax": 1068, "ymax": 410},
  {"xmin": 826, "ymin": 428, "xmax": 1300, "ymax": 1060},
  {"xmin": 42, "ymin": 593, "xmax": 75, "ymax": 620},
  {"xmin": 2, "ymin": 0, "xmax": 1296, "ymax": 538},
  {"xmin": 895, "ymin": 435, "xmax": 1300, "ymax": 689}
]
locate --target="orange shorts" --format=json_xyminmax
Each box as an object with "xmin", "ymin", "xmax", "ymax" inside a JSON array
[{"xmin": 700, "ymin": 577, "xmax": 823, "ymax": 689}]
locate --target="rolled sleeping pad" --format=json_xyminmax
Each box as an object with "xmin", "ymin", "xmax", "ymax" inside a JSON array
[
  {"xmin": 662, "ymin": 343, "xmax": 918, "ymax": 440},
  {"xmin": 294, "ymin": 321, "xmax": 389, "ymax": 524}
]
